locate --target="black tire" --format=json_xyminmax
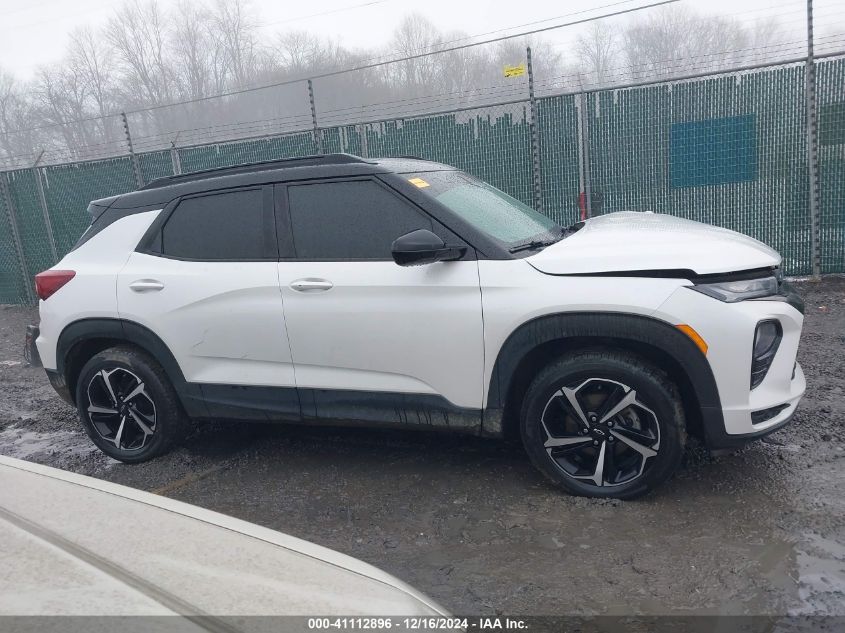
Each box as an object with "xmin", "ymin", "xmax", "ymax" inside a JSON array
[
  {"xmin": 75, "ymin": 346, "xmax": 188, "ymax": 463},
  {"xmin": 520, "ymin": 349, "xmax": 685, "ymax": 499}
]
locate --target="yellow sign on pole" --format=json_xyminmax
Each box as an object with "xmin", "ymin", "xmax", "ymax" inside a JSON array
[{"xmin": 503, "ymin": 63, "xmax": 526, "ymax": 78}]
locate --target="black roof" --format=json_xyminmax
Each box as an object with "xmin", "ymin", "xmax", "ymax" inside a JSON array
[
  {"xmin": 140, "ymin": 153, "xmax": 375, "ymax": 190},
  {"xmin": 98, "ymin": 153, "xmax": 452, "ymax": 210}
]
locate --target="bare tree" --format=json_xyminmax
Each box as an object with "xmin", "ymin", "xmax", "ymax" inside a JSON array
[
  {"xmin": 68, "ymin": 26, "xmax": 117, "ymax": 141},
  {"xmin": 387, "ymin": 14, "xmax": 447, "ymax": 96},
  {"xmin": 438, "ymin": 39, "xmax": 489, "ymax": 104},
  {"xmin": 210, "ymin": 0, "xmax": 259, "ymax": 89},
  {"xmin": 0, "ymin": 0, "xmax": 804, "ymax": 168},
  {"xmin": 688, "ymin": 15, "xmax": 750, "ymax": 69},
  {"xmin": 34, "ymin": 65, "xmax": 104, "ymax": 157},
  {"xmin": 623, "ymin": 6, "xmax": 700, "ymax": 80},
  {"xmin": 275, "ymin": 30, "xmax": 317, "ymax": 76},
  {"xmin": 0, "ymin": 70, "xmax": 41, "ymax": 164},
  {"xmin": 171, "ymin": 1, "xmax": 215, "ymax": 100},
  {"xmin": 621, "ymin": 6, "xmax": 770, "ymax": 81},
  {"xmin": 749, "ymin": 17, "xmax": 787, "ymax": 62},
  {"xmin": 576, "ymin": 21, "xmax": 619, "ymax": 87},
  {"xmin": 274, "ymin": 31, "xmax": 355, "ymax": 76},
  {"xmin": 106, "ymin": 0, "xmax": 174, "ymax": 106}
]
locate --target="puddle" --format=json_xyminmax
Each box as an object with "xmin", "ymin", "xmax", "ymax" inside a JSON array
[
  {"xmin": 756, "ymin": 532, "xmax": 845, "ymax": 616},
  {"xmin": 0, "ymin": 401, "xmax": 39, "ymax": 421},
  {"xmin": 758, "ymin": 539, "xmax": 799, "ymax": 597},
  {"xmin": 0, "ymin": 425, "xmax": 98, "ymax": 461},
  {"xmin": 790, "ymin": 533, "xmax": 845, "ymax": 615}
]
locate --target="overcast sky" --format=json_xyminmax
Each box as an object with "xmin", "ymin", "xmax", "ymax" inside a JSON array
[{"xmin": 0, "ymin": 0, "xmax": 842, "ymax": 80}]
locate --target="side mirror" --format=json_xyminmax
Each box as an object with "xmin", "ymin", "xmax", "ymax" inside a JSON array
[{"xmin": 391, "ymin": 229, "xmax": 467, "ymax": 267}]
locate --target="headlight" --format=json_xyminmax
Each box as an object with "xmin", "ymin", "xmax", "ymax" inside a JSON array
[{"xmin": 691, "ymin": 276, "xmax": 778, "ymax": 303}]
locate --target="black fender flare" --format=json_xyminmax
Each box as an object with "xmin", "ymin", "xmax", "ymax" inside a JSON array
[
  {"xmin": 55, "ymin": 318, "xmax": 208, "ymax": 418},
  {"xmin": 483, "ymin": 311, "xmax": 724, "ymax": 438}
]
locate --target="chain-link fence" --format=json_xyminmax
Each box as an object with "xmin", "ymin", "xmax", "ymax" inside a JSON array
[{"xmin": 1, "ymin": 55, "xmax": 843, "ymax": 304}]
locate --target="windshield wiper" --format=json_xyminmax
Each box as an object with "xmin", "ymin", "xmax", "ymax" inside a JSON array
[{"xmin": 508, "ymin": 237, "xmax": 559, "ymax": 254}]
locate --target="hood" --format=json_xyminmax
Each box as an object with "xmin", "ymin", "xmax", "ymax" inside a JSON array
[
  {"xmin": 528, "ymin": 211, "xmax": 781, "ymax": 276},
  {"xmin": 0, "ymin": 455, "xmax": 446, "ymax": 617}
]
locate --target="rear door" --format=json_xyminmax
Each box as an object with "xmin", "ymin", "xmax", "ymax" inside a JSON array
[
  {"xmin": 117, "ymin": 185, "xmax": 298, "ymax": 419},
  {"xmin": 275, "ymin": 177, "xmax": 484, "ymax": 427}
]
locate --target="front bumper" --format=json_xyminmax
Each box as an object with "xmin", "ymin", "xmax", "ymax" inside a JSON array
[
  {"xmin": 703, "ymin": 363, "xmax": 804, "ymax": 449},
  {"xmin": 704, "ymin": 400, "xmax": 799, "ymax": 449},
  {"xmin": 654, "ymin": 283, "xmax": 806, "ymax": 448}
]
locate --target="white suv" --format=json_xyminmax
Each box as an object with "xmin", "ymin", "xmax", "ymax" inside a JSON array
[{"xmin": 27, "ymin": 154, "xmax": 806, "ymax": 498}]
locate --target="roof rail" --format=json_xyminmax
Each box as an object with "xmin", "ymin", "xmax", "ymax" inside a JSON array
[{"xmin": 140, "ymin": 153, "xmax": 374, "ymax": 190}]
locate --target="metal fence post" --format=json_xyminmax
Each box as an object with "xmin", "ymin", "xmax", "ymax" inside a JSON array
[
  {"xmin": 308, "ymin": 79, "xmax": 324, "ymax": 154},
  {"xmin": 526, "ymin": 47, "xmax": 543, "ymax": 214},
  {"xmin": 170, "ymin": 140, "xmax": 183, "ymax": 175},
  {"xmin": 576, "ymin": 91, "xmax": 594, "ymax": 219},
  {"xmin": 805, "ymin": 0, "xmax": 821, "ymax": 278},
  {"xmin": 31, "ymin": 151, "xmax": 59, "ymax": 264},
  {"xmin": 1, "ymin": 172, "xmax": 36, "ymax": 303},
  {"xmin": 357, "ymin": 123, "xmax": 368, "ymax": 158},
  {"xmin": 121, "ymin": 112, "xmax": 144, "ymax": 189}
]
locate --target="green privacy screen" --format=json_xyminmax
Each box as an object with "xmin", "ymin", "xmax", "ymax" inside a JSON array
[
  {"xmin": 537, "ymin": 94, "xmax": 581, "ymax": 226},
  {"xmin": 1, "ymin": 57, "xmax": 843, "ymax": 303},
  {"xmin": 816, "ymin": 59, "xmax": 845, "ymax": 274},
  {"xmin": 0, "ymin": 177, "xmax": 30, "ymax": 303},
  {"xmin": 585, "ymin": 64, "xmax": 812, "ymax": 275}
]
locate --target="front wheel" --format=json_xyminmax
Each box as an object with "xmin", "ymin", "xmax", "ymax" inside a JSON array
[
  {"xmin": 75, "ymin": 346, "xmax": 188, "ymax": 463},
  {"xmin": 520, "ymin": 350, "xmax": 686, "ymax": 499}
]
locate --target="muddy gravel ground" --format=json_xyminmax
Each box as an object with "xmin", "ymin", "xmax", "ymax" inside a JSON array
[{"xmin": 1, "ymin": 278, "xmax": 843, "ymax": 617}]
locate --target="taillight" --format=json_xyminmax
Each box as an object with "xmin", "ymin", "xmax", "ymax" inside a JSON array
[{"xmin": 35, "ymin": 270, "xmax": 76, "ymax": 301}]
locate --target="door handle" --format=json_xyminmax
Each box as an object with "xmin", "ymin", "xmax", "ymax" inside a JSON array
[
  {"xmin": 290, "ymin": 278, "xmax": 333, "ymax": 292},
  {"xmin": 129, "ymin": 279, "xmax": 165, "ymax": 292}
]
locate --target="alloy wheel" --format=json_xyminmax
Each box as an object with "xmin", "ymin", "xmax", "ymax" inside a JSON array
[
  {"xmin": 540, "ymin": 378, "xmax": 660, "ymax": 487},
  {"xmin": 85, "ymin": 367, "xmax": 157, "ymax": 451}
]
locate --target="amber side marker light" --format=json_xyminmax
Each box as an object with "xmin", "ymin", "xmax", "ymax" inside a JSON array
[{"xmin": 676, "ymin": 324, "xmax": 708, "ymax": 356}]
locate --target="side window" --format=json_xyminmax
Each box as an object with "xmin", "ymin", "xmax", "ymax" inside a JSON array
[
  {"xmin": 161, "ymin": 188, "xmax": 266, "ymax": 260},
  {"xmin": 286, "ymin": 180, "xmax": 432, "ymax": 260}
]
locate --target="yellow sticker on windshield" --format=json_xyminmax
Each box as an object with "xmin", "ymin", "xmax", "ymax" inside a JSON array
[{"xmin": 408, "ymin": 177, "xmax": 430, "ymax": 188}]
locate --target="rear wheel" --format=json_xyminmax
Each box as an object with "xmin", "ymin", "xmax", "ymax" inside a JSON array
[
  {"xmin": 75, "ymin": 346, "xmax": 188, "ymax": 463},
  {"xmin": 520, "ymin": 350, "xmax": 685, "ymax": 499}
]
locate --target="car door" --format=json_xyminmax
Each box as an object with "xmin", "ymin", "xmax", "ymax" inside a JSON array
[
  {"xmin": 117, "ymin": 185, "xmax": 299, "ymax": 420},
  {"xmin": 276, "ymin": 177, "xmax": 484, "ymax": 428}
]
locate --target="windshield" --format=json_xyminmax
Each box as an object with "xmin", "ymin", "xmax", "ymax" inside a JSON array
[{"xmin": 404, "ymin": 171, "xmax": 561, "ymax": 249}]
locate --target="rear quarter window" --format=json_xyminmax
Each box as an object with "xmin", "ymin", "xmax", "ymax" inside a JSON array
[{"xmin": 161, "ymin": 188, "xmax": 266, "ymax": 260}]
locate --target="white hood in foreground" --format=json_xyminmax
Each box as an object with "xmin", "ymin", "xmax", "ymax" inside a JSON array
[
  {"xmin": 0, "ymin": 455, "xmax": 446, "ymax": 617},
  {"xmin": 528, "ymin": 211, "xmax": 781, "ymax": 276}
]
